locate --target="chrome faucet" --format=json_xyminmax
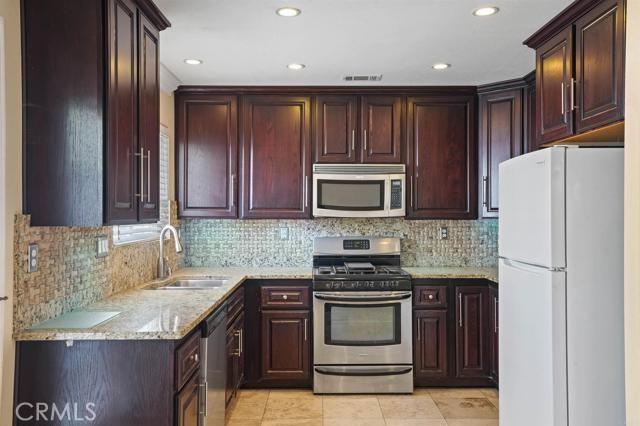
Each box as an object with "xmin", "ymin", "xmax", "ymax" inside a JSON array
[{"xmin": 157, "ymin": 225, "xmax": 183, "ymax": 279}]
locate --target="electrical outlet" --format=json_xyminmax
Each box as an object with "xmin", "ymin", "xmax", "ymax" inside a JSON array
[
  {"xmin": 28, "ymin": 244, "xmax": 38, "ymax": 273},
  {"xmin": 439, "ymin": 227, "xmax": 449, "ymax": 240},
  {"xmin": 96, "ymin": 235, "xmax": 109, "ymax": 258},
  {"xmin": 279, "ymin": 227, "xmax": 289, "ymax": 240}
]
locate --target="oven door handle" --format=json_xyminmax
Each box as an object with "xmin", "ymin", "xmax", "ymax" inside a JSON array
[
  {"xmin": 313, "ymin": 292, "xmax": 412, "ymax": 302},
  {"xmin": 314, "ymin": 366, "xmax": 413, "ymax": 377}
]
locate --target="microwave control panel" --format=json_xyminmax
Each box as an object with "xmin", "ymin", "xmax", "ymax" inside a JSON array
[{"xmin": 390, "ymin": 180, "xmax": 403, "ymax": 209}]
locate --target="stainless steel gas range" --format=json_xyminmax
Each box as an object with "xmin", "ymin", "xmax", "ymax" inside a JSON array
[{"xmin": 312, "ymin": 236, "xmax": 413, "ymax": 394}]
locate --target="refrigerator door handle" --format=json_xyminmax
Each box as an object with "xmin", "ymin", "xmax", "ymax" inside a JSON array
[{"xmin": 500, "ymin": 258, "xmax": 564, "ymax": 273}]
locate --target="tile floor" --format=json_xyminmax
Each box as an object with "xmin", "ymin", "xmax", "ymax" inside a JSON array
[{"xmin": 226, "ymin": 388, "xmax": 499, "ymax": 426}]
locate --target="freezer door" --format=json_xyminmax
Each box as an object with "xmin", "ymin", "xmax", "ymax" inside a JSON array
[
  {"xmin": 499, "ymin": 258, "xmax": 567, "ymax": 426},
  {"xmin": 498, "ymin": 147, "xmax": 566, "ymax": 269}
]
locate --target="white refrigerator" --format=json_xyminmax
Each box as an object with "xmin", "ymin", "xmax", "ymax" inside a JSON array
[{"xmin": 498, "ymin": 146, "xmax": 625, "ymax": 426}]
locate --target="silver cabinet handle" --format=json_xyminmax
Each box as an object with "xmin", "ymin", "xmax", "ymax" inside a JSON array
[
  {"xmin": 230, "ymin": 173, "xmax": 236, "ymax": 207},
  {"xmin": 304, "ymin": 318, "xmax": 308, "ymax": 341},
  {"xmin": 428, "ymin": 294, "xmax": 434, "ymax": 300},
  {"xmin": 364, "ymin": 129, "xmax": 368, "ymax": 153},
  {"xmin": 351, "ymin": 129, "xmax": 355, "ymax": 152},
  {"xmin": 416, "ymin": 317, "xmax": 421, "ymax": 341},
  {"xmin": 240, "ymin": 329, "xmax": 243, "ymax": 355},
  {"xmin": 147, "ymin": 150, "xmax": 151, "ymax": 203},
  {"xmin": 561, "ymin": 82, "xmax": 565, "ymax": 116},
  {"xmin": 494, "ymin": 297, "xmax": 499, "ymax": 333},
  {"xmin": 198, "ymin": 382, "xmax": 207, "ymax": 416},
  {"xmin": 234, "ymin": 329, "xmax": 242, "ymax": 356},
  {"xmin": 458, "ymin": 292, "xmax": 463, "ymax": 328},
  {"xmin": 482, "ymin": 176, "xmax": 489, "ymax": 207},
  {"xmin": 410, "ymin": 176, "xmax": 414, "ymax": 208},
  {"xmin": 282, "ymin": 294, "xmax": 288, "ymax": 300},
  {"xmin": 571, "ymin": 78, "xmax": 577, "ymax": 111},
  {"xmin": 304, "ymin": 175, "xmax": 309, "ymax": 208},
  {"xmin": 194, "ymin": 353, "xmax": 199, "ymax": 363},
  {"xmin": 135, "ymin": 147, "xmax": 144, "ymax": 200}
]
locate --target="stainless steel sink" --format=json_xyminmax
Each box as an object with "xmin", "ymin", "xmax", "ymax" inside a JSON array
[{"xmin": 147, "ymin": 277, "xmax": 229, "ymax": 290}]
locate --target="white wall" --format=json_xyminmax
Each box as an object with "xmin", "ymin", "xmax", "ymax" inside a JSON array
[
  {"xmin": 0, "ymin": 0, "xmax": 20, "ymax": 422},
  {"xmin": 625, "ymin": 0, "xmax": 640, "ymax": 423}
]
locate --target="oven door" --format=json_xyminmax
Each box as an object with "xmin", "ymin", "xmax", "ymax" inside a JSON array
[
  {"xmin": 313, "ymin": 174, "xmax": 405, "ymax": 218},
  {"xmin": 313, "ymin": 291, "xmax": 413, "ymax": 365}
]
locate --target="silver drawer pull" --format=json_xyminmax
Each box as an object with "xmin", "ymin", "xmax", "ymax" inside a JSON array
[
  {"xmin": 282, "ymin": 294, "xmax": 288, "ymax": 300},
  {"xmin": 428, "ymin": 294, "xmax": 434, "ymax": 300}
]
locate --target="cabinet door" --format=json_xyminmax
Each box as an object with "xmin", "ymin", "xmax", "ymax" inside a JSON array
[
  {"xmin": 235, "ymin": 313, "xmax": 245, "ymax": 391},
  {"xmin": 225, "ymin": 324, "xmax": 239, "ymax": 406},
  {"xmin": 524, "ymin": 78, "xmax": 539, "ymax": 153},
  {"xmin": 176, "ymin": 372, "xmax": 199, "ymax": 426},
  {"xmin": 106, "ymin": 0, "xmax": 138, "ymax": 224},
  {"xmin": 361, "ymin": 96, "xmax": 403, "ymax": 163},
  {"xmin": 489, "ymin": 286, "xmax": 499, "ymax": 383},
  {"xmin": 138, "ymin": 13, "xmax": 160, "ymax": 222},
  {"xmin": 536, "ymin": 27, "xmax": 573, "ymax": 144},
  {"xmin": 575, "ymin": 0, "xmax": 625, "ymax": 133},
  {"xmin": 261, "ymin": 310, "xmax": 310, "ymax": 381},
  {"xmin": 177, "ymin": 95, "xmax": 238, "ymax": 218},
  {"xmin": 414, "ymin": 310, "xmax": 448, "ymax": 379},
  {"xmin": 455, "ymin": 286, "xmax": 490, "ymax": 378},
  {"xmin": 314, "ymin": 95, "xmax": 358, "ymax": 163},
  {"xmin": 241, "ymin": 96, "xmax": 312, "ymax": 218},
  {"xmin": 406, "ymin": 97, "xmax": 477, "ymax": 219},
  {"xmin": 479, "ymin": 90, "xmax": 523, "ymax": 218}
]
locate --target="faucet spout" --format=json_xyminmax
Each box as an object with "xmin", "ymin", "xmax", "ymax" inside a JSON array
[{"xmin": 158, "ymin": 225, "xmax": 182, "ymax": 279}]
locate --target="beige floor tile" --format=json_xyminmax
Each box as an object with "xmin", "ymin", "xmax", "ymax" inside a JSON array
[
  {"xmin": 263, "ymin": 396, "xmax": 323, "ymax": 420},
  {"xmin": 488, "ymin": 397, "xmax": 499, "ymax": 409},
  {"xmin": 228, "ymin": 400, "xmax": 268, "ymax": 420},
  {"xmin": 268, "ymin": 389, "xmax": 317, "ymax": 400},
  {"xmin": 427, "ymin": 388, "xmax": 487, "ymax": 398},
  {"xmin": 225, "ymin": 419, "xmax": 261, "ymax": 426},
  {"xmin": 262, "ymin": 419, "xmax": 323, "ymax": 426},
  {"xmin": 377, "ymin": 394, "xmax": 444, "ymax": 419},
  {"xmin": 479, "ymin": 388, "xmax": 499, "ymax": 399},
  {"xmin": 445, "ymin": 419, "xmax": 499, "ymax": 426},
  {"xmin": 384, "ymin": 420, "xmax": 447, "ymax": 426},
  {"xmin": 237, "ymin": 389, "xmax": 270, "ymax": 404},
  {"xmin": 323, "ymin": 419, "xmax": 386, "ymax": 426},
  {"xmin": 323, "ymin": 396, "xmax": 383, "ymax": 419},
  {"xmin": 433, "ymin": 398, "xmax": 498, "ymax": 420}
]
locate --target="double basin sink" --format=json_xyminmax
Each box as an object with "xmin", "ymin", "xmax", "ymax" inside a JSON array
[{"xmin": 146, "ymin": 276, "xmax": 230, "ymax": 290}]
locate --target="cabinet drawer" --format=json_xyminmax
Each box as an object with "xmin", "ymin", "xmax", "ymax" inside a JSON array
[
  {"xmin": 175, "ymin": 331, "xmax": 201, "ymax": 391},
  {"xmin": 261, "ymin": 286, "xmax": 310, "ymax": 309},
  {"xmin": 226, "ymin": 287, "xmax": 245, "ymax": 324},
  {"xmin": 414, "ymin": 286, "xmax": 448, "ymax": 308}
]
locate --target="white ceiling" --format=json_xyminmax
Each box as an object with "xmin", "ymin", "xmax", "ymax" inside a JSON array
[{"xmin": 155, "ymin": 0, "xmax": 573, "ymax": 86}]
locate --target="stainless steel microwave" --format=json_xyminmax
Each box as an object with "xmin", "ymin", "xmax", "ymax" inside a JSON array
[{"xmin": 312, "ymin": 164, "xmax": 405, "ymax": 218}]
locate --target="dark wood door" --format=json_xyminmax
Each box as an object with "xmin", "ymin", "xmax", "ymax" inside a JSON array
[
  {"xmin": 138, "ymin": 12, "xmax": 160, "ymax": 222},
  {"xmin": 361, "ymin": 96, "xmax": 403, "ymax": 163},
  {"xmin": 414, "ymin": 309, "xmax": 448, "ymax": 379},
  {"xmin": 536, "ymin": 27, "xmax": 573, "ymax": 144},
  {"xmin": 261, "ymin": 310, "xmax": 310, "ymax": 381},
  {"xmin": 106, "ymin": 0, "xmax": 139, "ymax": 224},
  {"xmin": 177, "ymin": 95, "xmax": 238, "ymax": 218},
  {"xmin": 241, "ymin": 96, "xmax": 312, "ymax": 218},
  {"xmin": 574, "ymin": 0, "xmax": 625, "ymax": 133},
  {"xmin": 479, "ymin": 90, "xmax": 523, "ymax": 218},
  {"xmin": 455, "ymin": 286, "xmax": 490, "ymax": 378},
  {"xmin": 489, "ymin": 285, "xmax": 499, "ymax": 383},
  {"xmin": 176, "ymin": 372, "xmax": 199, "ymax": 426},
  {"xmin": 406, "ymin": 97, "xmax": 477, "ymax": 219},
  {"xmin": 314, "ymin": 95, "xmax": 358, "ymax": 163}
]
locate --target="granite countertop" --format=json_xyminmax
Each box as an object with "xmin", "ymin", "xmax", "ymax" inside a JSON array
[{"xmin": 15, "ymin": 266, "xmax": 497, "ymax": 342}]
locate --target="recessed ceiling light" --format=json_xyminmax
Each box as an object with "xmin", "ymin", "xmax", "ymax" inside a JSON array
[
  {"xmin": 432, "ymin": 63, "xmax": 451, "ymax": 70},
  {"xmin": 473, "ymin": 6, "xmax": 499, "ymax": 16},
  {"xmin": 276, "ymin": 7, "xmax": 301, "ymax": 17},
  {"xmin": 287, "ymin": 63, "xmax": 306, "ymax": 70},
  {"xmin": 184, "ymin": 59, "xmax": 203, "ymax": 65}
]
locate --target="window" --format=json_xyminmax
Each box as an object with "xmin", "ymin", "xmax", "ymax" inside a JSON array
[{"xmin": 112, "ymin": 125, "xmax": 170, "ymax": 245}]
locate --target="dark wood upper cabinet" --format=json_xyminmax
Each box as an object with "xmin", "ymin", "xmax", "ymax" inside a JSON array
[
  {"xmin": 479, "ymin": 89, "xmax": 523, "ymax": 218},
  {"xmin": 240, "ymin": 95, "xmax": 312, "ymax": 219},
  {"xmin": 314, "ymin": 96, "xmax": 358, "ymax": 163},
  {"xmin": 535, "ymin": 27, "xmax": 574, "ymax": 145},
  {"xmin": 574, "ymin": 0, "xmax": 625, "ymax": 133},
  {"xmin": 176, "ymin": 95, "xmax": 238, "ymax": 218},
  {"xmin": 414, "ymin": 309, "xmax": 448, "ymax": 379},
  {"xmin": 23, "ymin": 0, "xmax": 169, "ymax": 226},
  {"xmin": 456, "ymin": 286, "xmax": 490, "ymax": 378},
  {"xmin": 261, "ymin": 310, "xmax": 310, "ymax": 381},
  {"xmin": 406, "ymin": 96, "xmax": 477, "ymax": 220},
  {"xmin": 361, "ymin": 96, "xmax": 403, "ymax": 163}
]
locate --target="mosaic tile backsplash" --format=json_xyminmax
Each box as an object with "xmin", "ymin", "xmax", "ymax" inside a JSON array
[
  {"xmin": 13, "ymin": 208, "xmax": 184, "ymax": 333},
  {"xmin": 182, "ymin": 218, "xmax": 498, "ymax": 268}
]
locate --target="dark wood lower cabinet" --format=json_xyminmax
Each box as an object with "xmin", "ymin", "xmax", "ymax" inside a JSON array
[
  {"xmin": 456, "ymin": 286, "xmax": 490, "ymax": 378},
  {"xmin": 176, "ymin": 372, "xmax": 200, "ymax": 426},
  {"xmin": 414, "ymin": 309, "xmax": 448, "ymax": 379},
  {"xmin": 489, "ymin": 284, "xmax": 499, "ymax": 384},
  {"xmin": 261, "ymin": 310, "xmax": 310, "ymax": 381},
  {"xmin": 226, "ymin": 289, "xmax": 245, "ymax": 406}
]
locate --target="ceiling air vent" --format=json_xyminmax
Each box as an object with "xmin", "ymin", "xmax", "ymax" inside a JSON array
[{"xmin": 343, "ymin": 74, "xmax": 383, "ymax": 82}]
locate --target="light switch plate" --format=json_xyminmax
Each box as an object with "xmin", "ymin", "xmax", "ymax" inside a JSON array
[
  {"xmin": 439, "ymin": 227, "xmax": 449, "ymax": 240},
  {"xmin": 28, "ymin": 244, "xmax": 38, "ymax": 273},
  {"xmin": 96, "ymin": 236, "xmax": 109, "ymax": 258},
  {"xmin": 279, "ymin": 227, "xmax": 289, "ymax": 240}
]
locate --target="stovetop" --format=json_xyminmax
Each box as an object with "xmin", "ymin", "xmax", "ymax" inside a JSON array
[{"xmin": 312, "ymin": 263, "xmax": 411, "ymax": 291}]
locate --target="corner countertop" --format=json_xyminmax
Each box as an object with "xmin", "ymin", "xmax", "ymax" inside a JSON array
[{"xmin": 14, "ymin": 266, "xmax": 497, "ymax": 342}]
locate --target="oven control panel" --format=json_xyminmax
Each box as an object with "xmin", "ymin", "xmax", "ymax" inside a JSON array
[{"xmin": 313, "ymin": 280, "xmax": 411, "ymax": 291}]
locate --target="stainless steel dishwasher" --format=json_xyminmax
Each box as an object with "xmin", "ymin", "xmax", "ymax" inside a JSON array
[{"xmin": 200, "ymin": 308, "xmax": 227, "ymax": 426}]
